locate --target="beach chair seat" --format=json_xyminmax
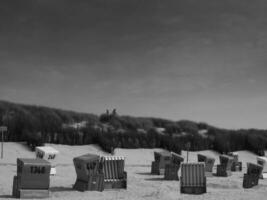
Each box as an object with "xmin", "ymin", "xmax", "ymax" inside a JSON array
[
  {"xmin": 102, "ymin": 156, "xmax": 127, "ymax": 189},
  {"xmin": 180, "ymin": 163, "xmax": 206, "ymax": 194}
]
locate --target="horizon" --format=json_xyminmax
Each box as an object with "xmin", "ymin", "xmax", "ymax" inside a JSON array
[{"xmin": 1, "ymin": 0, "xmax": 267, "ymax": 129}]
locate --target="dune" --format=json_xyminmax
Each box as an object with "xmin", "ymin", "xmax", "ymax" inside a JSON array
[{"xmin": 0, "ymin": 142, "xmax": 266, "ymax": 199}]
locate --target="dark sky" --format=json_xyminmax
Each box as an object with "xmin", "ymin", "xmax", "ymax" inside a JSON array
[{"xmin": 1, "ymin": 0, "xmax": 267, "ymax": 129}]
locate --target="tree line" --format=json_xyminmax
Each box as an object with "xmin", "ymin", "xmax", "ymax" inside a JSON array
[{"xmin": 0, "ymin": 100, "xmax": 267, "ymax": 155}]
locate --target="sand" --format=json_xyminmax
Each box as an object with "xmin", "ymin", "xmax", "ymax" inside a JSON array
[{"xmin": 0, "ymin": 142, "xmax": 266, "ymax": 199}]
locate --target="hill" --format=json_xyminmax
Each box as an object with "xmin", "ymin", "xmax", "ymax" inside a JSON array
[{"xmin": 0, "ymin": 100, "xmax": 267, "ymax": 155}]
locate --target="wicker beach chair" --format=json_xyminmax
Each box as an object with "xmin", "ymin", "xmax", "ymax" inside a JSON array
[
  {"xmin": 216, "ymin": 155, "xmax": 234, "ymax": 177},
  {"xmin": 73, "ymin": 154, "xmax": 104, "ymax": 192},
  {"xmin": 13, "ymin": 158, "xmax": 51, "ymax": 198},
  {"xmin": 164, "ymin": 152, "xmax": 184, "ymax": 180},
  {"xmin": 197, "ymin": 154, "xmax": 215, "ymax": 176},
  {"xmin": 243, "ymin": 162, "xmax": 263, "ymax": 188},
  {"xmin": 151, "ymin": 151, "xmax": 172, "ymax": 175}
]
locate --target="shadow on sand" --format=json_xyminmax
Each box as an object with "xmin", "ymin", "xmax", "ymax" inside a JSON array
[
  {"xmin": 0, "ymin": 195, "xmax": 14, "ymax": 199},
  {"xmin": 136, "ymin": 172, "xmax": 153, "ymax": 176},
  {"xmin": 145, "ymin": 177, "xmax": 165, "ymax": 181},
  {"xmin": 50, "ymin": 186, "xmax": 74, "ymax": 192}
]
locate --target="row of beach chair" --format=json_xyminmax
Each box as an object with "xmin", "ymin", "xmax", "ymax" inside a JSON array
[{"xmin": 151, "ymin": 151, "xmax": 267, "ymax": 194}]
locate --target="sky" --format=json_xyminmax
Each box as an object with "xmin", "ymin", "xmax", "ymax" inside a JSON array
[{"xmin": 0, "ymin": 0, "xmax": 267, "ymax": 129}]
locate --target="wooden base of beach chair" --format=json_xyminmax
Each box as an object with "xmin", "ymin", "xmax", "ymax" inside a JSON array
[
  {"xmin": 180, "ymin": 186, "xmax": 206, "ymax": 194},
  {"xmin": 104, "ymin": 179, "xmax": 127, "ymax": 189},
  {"xmin": 164, "ymin": 164, "xmax": 179, "ymax": 180},
  {"xmin": 243, "ymin": 174, "xmax": 259, "ymax": 188},
  {"xmin": 216, "ymin": 165, "xmax": 232, "ymax": 177},
  {"xmin": 13, "ymin": 176, "xmax": 50, "ymax": 198},
  {"xmin": 73, "ymin": 174, "xmax": 104, "ymax": 192},
  {"xmin": 104, "ymin": 172, "xmax": 127, "ymax": 189},
  {"xmin": 17, "ymin": 189, "xmax": 50, "ymax": 199}
]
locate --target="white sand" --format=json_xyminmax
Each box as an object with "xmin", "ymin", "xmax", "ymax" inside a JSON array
[{"xmin": 0, "ymin": 142, "xmax": 266, "ymax": 199}]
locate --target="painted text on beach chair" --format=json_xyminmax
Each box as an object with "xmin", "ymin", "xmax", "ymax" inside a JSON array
[
  {"xmin": 102, "ymin": 156, "xmax": 127, "ymax": 189},
  {"xmin": 180, "ymin": 163, "xmax": 206, "ymax": 194},
  {"xmin": 13, "ymin": 158, "xmax": 51, "ymax": 198}
]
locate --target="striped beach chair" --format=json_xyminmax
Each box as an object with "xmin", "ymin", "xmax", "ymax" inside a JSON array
[
  {"xmin": 180, "ymin": 163, "xmax": 206, "ymax": 194},
  {"xmin": 197, "ymin": 154, "xmax": 215, "ymax": 176},
  {"xmin": 101, "ymin": 156, "xmax": 127, "ymax": 189}
]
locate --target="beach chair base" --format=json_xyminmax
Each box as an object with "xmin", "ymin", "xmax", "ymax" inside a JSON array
[
  {"xmin": 164, "ymin": 164, "xmax": 179, "ymax": 180},
  {"xmin": 104, "ymin": 171, "xmax": 127, "ymax": 189},
  {"xmin": 104, "ymin": 179, "xmax": 127, "ymax": 189},
  {"xmin": 73, "ymin": 174, "xmax": 104, "ymax": 192},
  {"xmin": 243, "ymin": 174, "xmax": 259, "ymax": 188},
  {"xmin": 180, "ymin": 186, "xmax": 206, "ymax": 194},
  {"xmin": 16, "ymin": 189, "xmax": 50, "ymax": 199}
]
